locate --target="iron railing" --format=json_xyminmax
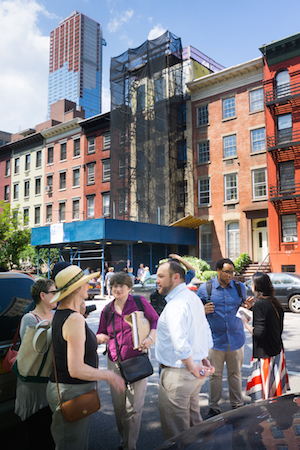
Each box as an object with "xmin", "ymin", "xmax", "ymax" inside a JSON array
[
  {"xmin": 269, "ymin": 181, "xmax": 300, "ymax": 201},
  {"xmin": 267, "ymin": 128, "xmax": 300, "ymax": 150},
  {"xmin": 265, "ymin": 80, "xmax": 300, "ymax": 104}
]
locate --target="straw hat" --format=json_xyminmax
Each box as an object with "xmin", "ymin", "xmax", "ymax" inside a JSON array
[{"xmin": 51, "ymin": 265, "xmax": 100, "ymax": 303}]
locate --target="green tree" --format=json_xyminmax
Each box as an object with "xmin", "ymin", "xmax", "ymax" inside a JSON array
[{"xmin": 0, "ymin": 201, "xmax": 31, "ymax": 269}]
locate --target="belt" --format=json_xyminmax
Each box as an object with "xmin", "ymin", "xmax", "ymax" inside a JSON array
[{"xmin": 159, "ymin": 364, "xmax": 177, "ymax": 369}]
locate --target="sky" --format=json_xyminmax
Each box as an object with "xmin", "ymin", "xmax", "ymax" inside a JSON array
[{"xmin": 1, "ymin": 0, "xmax": 300, "ymax": 134}]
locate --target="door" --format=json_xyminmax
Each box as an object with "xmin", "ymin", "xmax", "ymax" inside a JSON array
[
  {"xmin": 227, "ymin": 222, "xmax": 240, "ymax": 261},
  {"xmin": 253, "ymin": 219, "xmax": 268, "ymax": 263}
]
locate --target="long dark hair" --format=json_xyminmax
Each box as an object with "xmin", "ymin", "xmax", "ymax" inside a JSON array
[{"xmin": 252, "ymin": 272, "xmax": 284, "ymax": 313}]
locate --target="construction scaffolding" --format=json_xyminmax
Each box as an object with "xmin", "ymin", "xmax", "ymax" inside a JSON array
[{"xmin": 110, "ymin": 31, "xmax": 186, "ymax": 225}]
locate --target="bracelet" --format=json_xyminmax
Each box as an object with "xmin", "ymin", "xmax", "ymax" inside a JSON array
[{"xmin": 148, "ymin": 335, "xmax": 154, "ymax": 342}]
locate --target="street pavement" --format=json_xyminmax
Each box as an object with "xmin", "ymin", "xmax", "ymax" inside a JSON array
[{"xmin": 86, "ymin": 296, "xmax": 300, "ymax": 450}]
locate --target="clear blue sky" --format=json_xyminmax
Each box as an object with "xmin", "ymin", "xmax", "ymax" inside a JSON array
[{"xmin": 1, "ymin": 0, "xmax": 300, "ymax": 133}]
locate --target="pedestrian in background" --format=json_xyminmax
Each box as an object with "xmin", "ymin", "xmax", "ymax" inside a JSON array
[{"xmin": 241, "ymin": 272, "xmax": 289, "ymax": 401}]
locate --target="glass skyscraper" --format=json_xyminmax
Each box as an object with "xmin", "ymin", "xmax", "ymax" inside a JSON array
[{"xmin": 48, "ymin": 11, "xmax": 103, "ymax": 118}]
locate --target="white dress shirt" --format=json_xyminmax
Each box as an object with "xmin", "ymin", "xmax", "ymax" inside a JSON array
[{"xmin": 155, "ymin": 283, "xmax": 213, "ymax": 368}]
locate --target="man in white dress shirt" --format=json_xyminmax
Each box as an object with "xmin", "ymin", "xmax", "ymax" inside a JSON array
[{"xmin": 155, "ymin": 261, "xmax": 214, "ymax": 441}]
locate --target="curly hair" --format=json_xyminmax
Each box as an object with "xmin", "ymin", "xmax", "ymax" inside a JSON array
[{"xmin": 31, "ymin": 278, "xmax": 56, "ymax": 304}]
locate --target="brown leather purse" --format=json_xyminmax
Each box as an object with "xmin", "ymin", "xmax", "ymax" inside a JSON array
[{"xmin": 53, "ymin": 349, "xmax": 100, "ymax": 422}]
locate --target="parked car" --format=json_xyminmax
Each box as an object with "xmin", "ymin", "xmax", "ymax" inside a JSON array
[
  {"xmin": 87, "ymin": 279, "xmax": 101, "ymax": 299},
  {"xmin": 245, "ymin": 272, "xmax": 300, "ymax": 313},
  {"xmin": 131, "ymin": 275, "xmax": 158, "ymax": 301},
  {"xmin": 0, "ymin": 272, "xmax": 35, "ymax": 431},
  {"xmin": 157, "ymin": 392, "xmax": 300, "ymax": 449}
]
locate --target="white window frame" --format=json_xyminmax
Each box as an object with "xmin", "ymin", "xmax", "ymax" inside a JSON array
[
  {"xmin": 224, "ymin": 173, "xmax": 238, "ymax": 202},
  {"xmin": 198, "ymin": 178, "xmax": 210, "ymax": 205},
  {"xmin": 87, "ymin": 196, "xmax": 95, "ymax": 218},
  {"xmin": 222, "ymin": 97, "xmax": 236, "ymax": 119},
  {"xmin": 36, "ymin": 150, "xmax": 42, "ymax": 168},
  {"xmin": 25, "ymin": 154, "xmax": 30, "ymax": 171},
  {"xmin": 60, "ymin": 142, "xmax": 67, "ymax": 161},
  {"xmin": 13, "ymin": 183, "xmax": 19, "ymax": 200},
  {"xmin": 59, "ymin": 202, "xmax": 66, "ymax": 222},
  {"xmin": 87, "ymin": 164, "xmax": 95, "ymax": 184},
  {"xmin": 46, "ymin": 204, "xmax": 52, "ymax": 224},
  {"xmin": 88, "ymin": 137, "xmax": 95, "ymax": 154},
  {"xmin": 102, "ymin": 160, "xmax": 110, "ymax": 181},
  {"xmin": 223, "ymin": 135, "xmax": 237, "ymax": 158},
  {"xmin": 72, "ymin": 199, "xmax": 80, "ymax": 220},
  {"xmin": 197, "ymin": 141, "xmax": 210, "ymax": 163},
  {"xmin": 102, "ymin": 193, "xmax": 110, "ymax": 216},
  {"xmin": 249, "ymin": 88, "xmax": 264, "ymax": 112},
  {"xmin": 251, "ymin": 128, "xmax": 266, "ymax": 153},
  {"xmin": 197, "ymin": 104, "xmax": 209, "ymax": 126},
  {"xmin": 73, "ymin": 168, "xmax": 80, "ymax": 187},
  {"xmin": 73, "ymin": 138, "xmax": 80, "ymax": 157},
  {"xmin": 282, "ymin": 214, "xmax": 298, "ymax": 242},
  {"xmin": 252, "ymin": 168, "xmax": 267, "ymax": 199},
  {"xmin": 34, "ymin": 206, "xmax": 41, "ymax": 225},
  {"xmin": 14, "ymin": 158, "xmax": 20, "ymax": 174},
  {"xmin": 103, "ymin": 133, "xmax": 111, "ymax": 149},
  {"xmin": 5, "ymin": 160, "xmax": 10, "ymax": 176}
]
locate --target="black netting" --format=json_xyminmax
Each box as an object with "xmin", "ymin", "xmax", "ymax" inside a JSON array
[{"xmin": 110, "ymin": 30, "xmax": 185, "ymax": 225}]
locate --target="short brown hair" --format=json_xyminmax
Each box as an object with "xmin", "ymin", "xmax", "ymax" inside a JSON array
[
  {"xmin": 167, "ymin": 261, "xmax": 185, "ymax": 281},
  {"xmin": 110, "ymin": 272, "xmax": 133, "ymax": 289},
  {"xmin": 31, "ymin": 278, "xmax": 56, "ymax": 304}
]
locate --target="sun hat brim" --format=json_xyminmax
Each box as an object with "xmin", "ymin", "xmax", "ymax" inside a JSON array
[{"xmin": 50, "ymin": 271, "xmax": 100, "ymax": 304}]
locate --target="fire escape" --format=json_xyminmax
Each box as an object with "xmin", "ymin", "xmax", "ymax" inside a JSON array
[{"xmin": 266, "ymin": 73, "xmax": 300, "ymax": 216}]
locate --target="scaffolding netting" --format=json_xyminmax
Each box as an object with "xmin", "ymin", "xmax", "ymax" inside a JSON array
[{"xmin": 110, "ymin": 30, "xmax": 186, "ymax": 225}]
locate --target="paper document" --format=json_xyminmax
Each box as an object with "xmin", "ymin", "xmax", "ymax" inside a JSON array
[
  {"xmin": 236, "ymin": 306, "xmax": 252, "ymax": 321},
  {"xmin": 124, "ymin": 311, "xmax": 150, "ymax": 349}
]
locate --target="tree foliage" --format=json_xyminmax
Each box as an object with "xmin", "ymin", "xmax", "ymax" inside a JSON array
[{"xmin": 0, "ymin": 201, "xmax": 31, "ymax": 270}]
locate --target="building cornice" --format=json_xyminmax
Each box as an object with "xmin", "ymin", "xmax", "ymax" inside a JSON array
[
  {"xmin": 41, "ymin": 118, "xmax": 81, "ymax": 139},
  {"xmin": 187, "ymin": 57, "xmax": 263, "ymax": 99}
]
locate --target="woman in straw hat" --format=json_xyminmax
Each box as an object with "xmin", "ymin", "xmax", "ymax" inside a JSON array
[{"xmin": 46, "ymin": 265, "xmax": 125, "ymax": 450}]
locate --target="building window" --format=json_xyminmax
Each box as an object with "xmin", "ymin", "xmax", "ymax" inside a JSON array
[
  {"xmin": 34, "ymin": 206, "xmax": 40, "ymax": 225},
  {"xmin": 87, "ymin": 164, "xmax": 95, "ymax": 184},
  {"xmin": 47, "ymin": 147, "xmax": 54, "ymax": 164},
  {"xmin": 251, "ymin": 128, "xmax": 265, "ymax": 152},
  {"xmin": 46, "ymin": 205, "xmax": 52, "ymax": 224},
  {"xmin": 277, "ymin": 113, "xmax": 292, "ymax": 143},
  {"xmin": 177, "ymin": 140, "xmax": 187, "ymax": 166},
  {"xmin": 23, "ymin": 208, "xmax": 29, "ymax": 225},
  {"xmin": 59, "ymin": 202, "xmax": 66, "ymax": 222},
  {"xmin": 102, "ymin": 160, "xmax": 110, "ymax": 181},
  {"xmin": 14, "ymin": 158, "xmax": 20, "ymax": 174},
  {"xmin": 197, "ymin": 141, "xmax": 210, "ymax": 164},
  {"xmin": 222, "ymin": 97, "xmax": 235, "ymax": 119},
  {"xmin": 102, "ymin": 193, "xmax": 110, "ymax": 216},
  {"xmin": 87, "ymin": 196, "xmax": 95, "ymax": 218},
  {"xmin": 4, "ymin": 185, "xmax": 9, "ymax": 201},
  {"xmin": 279, "ymin": 161, "xmax": 295, "ymax": 192},
  {"xmin": 25, "ymin": 154, "xmax": 30, "ymax": 171},
  {"xmin": 35, "ymin": 178, "xmax": 41, "ymax": 195},
  {"xmin": 119, "ymin": 156, "xmax": 126, "ymax": 178},
  {"xmin": 177, "ymin": 181, "xmax": 187, "ymax": 207},
  {"xmin": 60, "ymin": 142, "xmax": 67, "ymax": 160},
  {"xmin": 156, "ymin": 145, "xmax": 165, "ymax": 167},
  {"xmin": 227, "ymin": 222, "xmax": 240, "ymax": 260},
  {"xmin": 46, "ymin": 175, "xmax": 53, "ymax": 189},
  {"xmin": 5, "ymin": 160, "xmax": 10, "ymax": 176},
  {"xmin": 59, "ymin": 172, "xmax": 66, "ymax": 190},
  {"xmin": 225, "ymin": 173, "xmax": 238, "ymax": 202},
  {"xmin": 200, "ymin": 222, "xmax": 212, "ymax": 261},
  {"xmin": 252, "ymin": 168, "xmax": 267, "ymax": 199},
  {"xmin": 24, "ymin": 180, "xmax": 30, "ymax": 198},
  {"xmin": 36, "ymin": 150, "xmax": 42, "ymax": 168},
  {"xmin": 197, "ymin": 104, "xmax": 209, "ymax": 126},
  {"xmin": 118, "ymin": 191, "xmax": 128, "ymax": 214},
  {"xmin": 155, "ymin": 109, "xmax": 165, "ymax": 132},
  {"xmin": 73, "ymin": 168, "xmax": 80, "ymax": 187},
  {"xmin": 137, "ymin": 84, "xmax": 145, "ymax": 111},
  {"xmin": 103, "ymin": 133, "xmax": 111, "ymax": 149},
  {"xmin": 88, "ymin": 137, "xmax": 95, "ymax": 153},
  {"xmin": 276, "ymin": 70, "xmax": 290, "ymax": 98},
  {"xmin": 13, "ymin": 183, "xmax": 19, "ymax": 200},
  {"xmin": 282, "ymin": 214, "xmax": 297, "ymax": 242},
  {"xmin": 155, "ymin": 77, "xmax": 165, "ymax": 102},
  {"xmin": 72, "ymin": 200, "xmax": 80, "ymax": 220},
  {"xmin": 249, "ymin": 88, "xmax": 264, "ymax": 112},
  {"xmin": 73, "ymin": 139, "xmax": 80, "ymax": 157},
  {"xmin": 223, "ymin": 135, "xmax": 237, "ymax": 158},
  {"xmin": 137, "ymin": 151, "xmax": 145, "ymax": 172},
  {"xmin": 198, "ymin": 178, "xmax": 210, "ymax": 205}
]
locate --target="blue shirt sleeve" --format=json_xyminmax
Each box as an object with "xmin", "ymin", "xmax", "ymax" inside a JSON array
[{"xmin": 185, "ymin": 270, "xmax": 195, "ymax": 285}]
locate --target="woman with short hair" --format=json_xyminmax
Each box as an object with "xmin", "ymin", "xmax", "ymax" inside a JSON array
[{"xmin": 97, "ymin": 271, "xmax": 159, "ymax": 450}]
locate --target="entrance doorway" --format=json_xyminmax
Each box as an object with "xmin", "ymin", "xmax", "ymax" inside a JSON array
[{"xmin": 253, "ymin": 219, "xmax": 268, "ymax": 263}]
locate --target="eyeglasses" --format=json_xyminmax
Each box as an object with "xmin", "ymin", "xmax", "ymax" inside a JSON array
[
  {"xmin": 46, "ymin": 290, "xmax": 56, "ymax": 295},
  {"xmin": 221, "ymin": 270, "xmax": 235, "ymax": 275}
]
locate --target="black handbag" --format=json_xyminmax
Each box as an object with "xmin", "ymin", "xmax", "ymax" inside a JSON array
[{"xmin": 111, "ymin": 311, "xmax": 153, "ymax": 385}]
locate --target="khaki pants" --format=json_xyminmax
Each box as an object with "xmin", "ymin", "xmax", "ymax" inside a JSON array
[
  {"xmin": 108, "ymin": 358, "xmax": 148, "ymax": 450},
  {"xmin": 208, "ymin": 346, "xmax": 244, "ymax": 412},
  {"xmin": 158, "ymin": 366, "xmax": 206, "ymax": 441}
]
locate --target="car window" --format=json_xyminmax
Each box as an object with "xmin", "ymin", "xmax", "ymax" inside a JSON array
[
  {"xmin": 281, "ymin": 274, "xmax": 296, "ymax": 284},
  {"xmin": 271, "ymin": 274, "xmax": 283, "ymax": 285},
  {"xmin": 144, "ymin": 276, "xmax": 156, "ymax": 285},
  {"xmin": 271, "ymin": 273, "xmax": 295, "ymax": 285}
]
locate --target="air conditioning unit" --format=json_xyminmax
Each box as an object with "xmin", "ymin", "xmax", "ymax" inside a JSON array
[
  {"xmin": 283, "ymin": 235, "xmax": 295, "ymax": 242},
  {"xmin": 45, "ymin": 186, "xmax": 52, "ymax": 192},
  {"xmin": 46, "ymin": 218, "xmax": 52, "ymax": 223}
]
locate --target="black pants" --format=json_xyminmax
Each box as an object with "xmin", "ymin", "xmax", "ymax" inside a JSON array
[{"xmin": 24, "ymin": 406, "xmax": 54, "ymax": 450}]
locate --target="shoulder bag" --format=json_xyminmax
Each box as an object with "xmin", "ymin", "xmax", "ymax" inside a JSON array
[
  {"xmin": 52, "ymin": 350, "xmax": 100, "ymax": 422},
  {"xmin": 111, "ymin": 311, "xmax": 153, "ymax": 385},
  {"xmin": 12, "ymin": 316, "xmax": 53, "ymax": 382},
  {"xmin": 3, "ymin": 321, "xmax": 21, "ymax": 373}
]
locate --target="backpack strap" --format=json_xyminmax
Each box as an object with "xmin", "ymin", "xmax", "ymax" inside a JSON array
[
  {"xmin": 132, "ymin": 295, "xmax": 144, "ymax": 311},
  {"xmin": 206, "ymin": 279, "xmax": 212, "ymax": 302},
  {"xmin": 233, "ymin": 280, "xmax": 243, "ymax": 301}
]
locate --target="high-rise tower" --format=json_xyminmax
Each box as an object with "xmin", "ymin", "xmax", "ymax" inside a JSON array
[{"xmin": 48, "ymin": 11, "xmax": 103, "ymax": 118}]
